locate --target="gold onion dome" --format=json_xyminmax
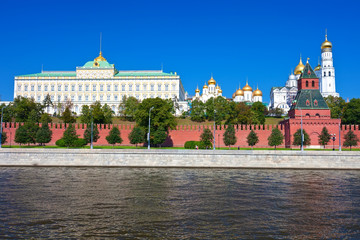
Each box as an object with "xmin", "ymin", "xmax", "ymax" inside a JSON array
[
  {"xmin": 94, "ymin": 51, "xmax": 107, "ymax": 62},
  {"xmin": 321, "ymin": 35, "xmax": 332, "ymax": 49},
  {"xmin": 242, "ymin": 83, "xmax": 252, "ymax": 92},
  {"xmin": 235, "ymin": 88, "xmax": 244, "ymax": 96},
  {"xmin": 314, "ymin": 64, "xmax": 321, "ymax": 71},
  {"xmin": 203, "ymin": 83, "xmax": 208, "ymax": 89},
  {"xmin": 294, "ymin": 57, "xmax": 305, "ymax": 75},
  {"xmin": 208, "ymin": 76, "xmax": 216, "ymax": 85},
  {"xmin": 218, "ymin": 89, "xmax": 223, "ymax": 93},
  {"xmin": 216, "ymin": 85, "xmax": 220, "ymax": 89},
  {"xmin": 253, "ymin": 88, "xmax": 263, "ymax": 96},
  {"xmin": 232, "ymin": 92, "xmax": 235, "ymax": 99},
  {"xmin": 195, "ymin": 87, "xmax": 200, "ymax": 93}
]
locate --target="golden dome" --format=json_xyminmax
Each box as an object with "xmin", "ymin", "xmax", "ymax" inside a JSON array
[
  {"xmin": 195, "ymin": 87, "xmax": 200, "ymax": 93},
  {"xmin": 294, "ymin": 57, "xmax": 305, "ymax": 75},
  {"xmin": 208, "ymin": 76, "xmax": 216, "ymax": 85},
  {"xmin": 203, "ymin": 83, "xmax": 208, "ymax": 89},
  {"xmin": 94, "ymin": 51, "xmax": 107, "ymax": 62},
  {"xmin": 252, "ymin": 88, "xmax": 262, "ymax": 97},
  {"xmin": 314, "ymin": 64, "xmax": 321, "ymax": 71},
  {"xmin": 321, "ymin": 35, "xmax": 332, "ymax": 49},
  {"xmin": 235, "ymin": 88, "xmax": 244, "ymax": 96},
  {"xmin": 232, "ymin": 92, "xmax": 235, "ymax": 99},
  {"xmin": 242, "ymin": 82, "xmax": 252, "ymax": 92},
  {"xmin": 218, "ymin": 89, "xmax": 223, "ymax": 93},
  {"xmin": 216, "ymin": 85, "xmax": 220, "ymax": 89}
]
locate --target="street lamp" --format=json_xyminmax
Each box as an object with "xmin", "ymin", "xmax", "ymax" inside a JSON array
[
  {"xmin": 90, "ymin": 113, "xmax": 94, "ymax": 150},
  {"xmin": 213, "ymin": 109, "xmax": 216, "ymax": 150},
  {"xmin": 300, "ymin": 108, "xmax": 304, "ymax": 152},
  {"xmin": 331, "ymin": 134, "xmax": 336, "ymax": 151},
  {"xmin": 148, "ymin": 106, "xmax": 154, "ymax": 150},
  {"xmin": 0, "ymin": 106, "xmax": 6, "ymax": 149}
]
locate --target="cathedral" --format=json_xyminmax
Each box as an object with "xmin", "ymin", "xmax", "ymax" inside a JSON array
[
  {"xmin": 232, "ymin": 81, "xmax": 263, "ymax": 103},
  {"xmin": 270, "ymin": 32, "xmax": 339, "ymax": 113},
  {"xmin": 192, "ymin": 76, "xmax": 224, "ymax": 102}
]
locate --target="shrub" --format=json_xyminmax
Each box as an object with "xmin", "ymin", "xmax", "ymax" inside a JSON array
[
  {"xmin": 184, "ymin": 141, "xmax": 200, "ymax": 149},
  {"xmin": 73, "ymin": 138, "xmax": 87, "ymax": 147},
  {"xmin": 55, "ymin": 139, "xmax": 66, "ymax": 147}
]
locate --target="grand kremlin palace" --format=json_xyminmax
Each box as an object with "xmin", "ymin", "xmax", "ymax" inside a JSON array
[{"xmin": 14, "ymin": 51, "xmax": 187, "ymax": 115}]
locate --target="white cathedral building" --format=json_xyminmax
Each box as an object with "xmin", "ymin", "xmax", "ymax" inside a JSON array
[
  {"xmin": 270, "ymin": 33, "xmax": 339, "ymax": 113},
  {"xmin": 192, "ymin": 76, "xmax": 224, "ymax": 102}
]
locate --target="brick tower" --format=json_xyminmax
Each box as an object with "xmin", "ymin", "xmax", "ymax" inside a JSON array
[{"xmin": 282, "ymin": 60, "xmax": 341, "ymax": 148}]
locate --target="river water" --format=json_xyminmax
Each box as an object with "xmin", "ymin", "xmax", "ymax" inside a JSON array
[{"xmin": 0, "ymin": 167, "xmax": 359, "ymax": 239}]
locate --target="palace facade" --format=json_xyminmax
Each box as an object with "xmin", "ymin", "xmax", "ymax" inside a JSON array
[{"xmin": 14, "ymin": 51, "xmax": 188, "ymax": 115}]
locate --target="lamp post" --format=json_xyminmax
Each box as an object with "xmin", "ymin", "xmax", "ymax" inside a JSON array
[
  {"xmin": 213, "ymin": 109, "xmax": 216, "ymax": 150},
  {"xmin": 0, "ymin": 106, "xmax": 6, "ymax": 149},
  {"xmin": 300, "ymin": 108, "xmax": 304, "ymax": 152},
  {"xmin": 90, "ymin": 113, "xmax": 94, "ymax": 150},
  {"xmin": 148, "ymin": 107, "xmax": 154, "ymax": 150},
  {"xmin": 331, "ymin": 134, "xmax": 336, "ymax": 151}
]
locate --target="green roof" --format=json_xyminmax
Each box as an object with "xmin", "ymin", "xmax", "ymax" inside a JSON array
[
  {"xmin": 17, "ymin": 72, "xmax": 76, "ymax": 77},
  {"xmin": 114, "ymin": 71, "xmax": 176, "ymax": 77},
  {"xmin": 80, "ymin": 60, "xmax": 114, "ymax": 68},
  {"xmin": 300, "ymin": 62, "xmax": 318, "ymax": 79},
  {"xmin": 290, "ymin": 89, "xmax": 329, "ymax": 110}
]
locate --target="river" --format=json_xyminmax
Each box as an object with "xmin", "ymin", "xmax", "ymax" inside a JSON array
[{"xmin": 0, "ymin": 167, "xmax": 359, "ymax": 239}]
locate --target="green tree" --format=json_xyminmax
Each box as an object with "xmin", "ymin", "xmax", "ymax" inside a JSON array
[
  {"xmin": 42, "ymin": 93, "xmax": 53, "ymax": 110},
  {"xmin": 36, "ymin": 123, "xmax": 52, "ymax": 146},
  {"xmin": 343, "ymin": 130, "xmax": 359, "ymax": 151},
  {"xmin": 293, "ymin": 129, "xmax": 311, "ymax": 148},
  {"xmin": 119, "ymin": 96, "xmax": 139, "ymax": 121},
  {"xmin": 106, "ymin": 126, "xmax": 123, "ymax": 147},
  {"xmin": 205, "ymin": 97, "xmax": 230, "ymax": 124},
  {"xmin": 0, "ymin": 103, "xmax": 13, "ymax": 122},
  {"xmin": 152, "ymin": 128, "xmax": 167, "ymax": 147},
  {"xmin": 27, "ymin": 109, "xmax": 41, "ymax": 123},
  {"xmin": 40, "ymin": 113, "xmax": 52, "ymax": 124},
  {"xmin": 342, "ymin": 98, "xmax": 360, "ymax": 124},
  {"xmin": 12, "ymin": 96, "xmax": 44, "ymax": 122},
  {"xmin": 325, "ymin": 96, "xmax": 346, "ymax": 119},
  {"xmin": 62, "ymin": 124, "xmax": 79, "ymax": 147},
  {"xmin": 1, "ymin": 131, "xmax": 7, "ymax": 145},
  {"xmin": 135, "ymin": 98, "xmax": 176, "ymax": 135},
  {"xmin": 80, "ymin": 105, "xmax": 91, "ymax": 123},
  {"xmin": 128, "ymin": 127, "xmax": 145, "ymax": 147},
  {"xmin": 268, "ymin": 108, "xmax": 283, "ymax": 118},
  {"xmin": 14, "ymin": 122, "xmax": 39, "ymax": 145},
  {"xmin": 223, "ymin": 125, "xmax": 237, "ymax": 149},
  {"xmin": 247, "ymin": 130, "xmax": 259, "ymax": 149},
  {"xmin": 200, "ymin": 128, "xmax": 213, "ymax": 149},
  {"xmin": 251, "ymin": 102, "xmax": 266, "ymax": 124},
  {"xmin": 190, "ymin": 99, "xmax": 206, "ymax": 122},
  {"xmin": 233, "ymin": 102, "xmax": 255, "ymax": 125},
  {"xmin": 268, "ymin": 127, "xmax": 284, "ymax": 150},
  {"xmin": 102, "ymin": 104, "xmax": 114, "ymax": 124},
  {"xmin": 318, "ymin": 127, "xmax": 331, "ymax": 148},
  {"xmin": 83, "ymin": 125, "xmax": 100, "ymax": 144},
  {"xmin": 61, "ymin": 106, "xmax": 76, "ymax": 124}
]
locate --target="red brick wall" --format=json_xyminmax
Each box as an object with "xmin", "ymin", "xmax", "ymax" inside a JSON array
[{"xmin": 1, "ymin": 122, "xmax": 359, "ymax": 149}]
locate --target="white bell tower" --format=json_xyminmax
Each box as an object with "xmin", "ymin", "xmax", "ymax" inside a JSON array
[{"xmin": 320, "ymin": 31, "xmax": 339, "ymax": 97}]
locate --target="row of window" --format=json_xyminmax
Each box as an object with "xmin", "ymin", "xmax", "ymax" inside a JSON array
[
  {"xmin": 323, "ymin": 71, "xmax": 333, "ymax": 77},
  {"xmin": 17, "ymin": 83, "xmax": 178, "ymax": 92},
  {"xmin": 23, "ymin": 94, "xmax": 177, "ymax": 102}
]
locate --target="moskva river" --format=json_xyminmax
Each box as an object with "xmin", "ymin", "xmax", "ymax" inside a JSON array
[{"xmin": 0, "ymin": 167, "xmax": 359, "ymax": 239}]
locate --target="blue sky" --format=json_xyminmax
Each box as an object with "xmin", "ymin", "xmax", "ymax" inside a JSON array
[{"xmin": 1, "ymin": 0, "xmax": 359, "ymax": 102}]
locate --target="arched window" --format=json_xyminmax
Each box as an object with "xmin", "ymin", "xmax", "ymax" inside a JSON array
[
  {"xmin": 324, "ymin": 72, "xmax": 326, "ymax": 77},
  {"xmin": 329, "ymin": 71, "xmax": 331, "ymax": 76},
  {"xmin": 315, "ymin": 113, "xmax": 320, "ymax": 118},
  {"xmin": 305, "ymin": 113, "xmax": 310, "ymax": 118},
  {"xmin": 312, "ymin": 81, "xmax": 315, "ymax": 87},
  {"xmin": 306, "ymin": 81, "xmax": 309, "ymax": 87}
]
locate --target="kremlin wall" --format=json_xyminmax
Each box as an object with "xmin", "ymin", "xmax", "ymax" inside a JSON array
[{"xmin": 1, "ymin": 121, "xmax": 359, "ymax": 149}]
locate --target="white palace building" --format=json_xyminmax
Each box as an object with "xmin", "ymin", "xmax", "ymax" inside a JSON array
[{"xmin": 14, "ymin": 51, "xmax": 188, "ymax": 115}]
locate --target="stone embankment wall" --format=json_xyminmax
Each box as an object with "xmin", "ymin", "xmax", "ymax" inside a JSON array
[
  {"xmin": 0, "ymin": 149, "xmax": 360, "ymax": 169},
  {"xmin": 1, "ymin": 122, "xmax": 360, "ymax": 149}
]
